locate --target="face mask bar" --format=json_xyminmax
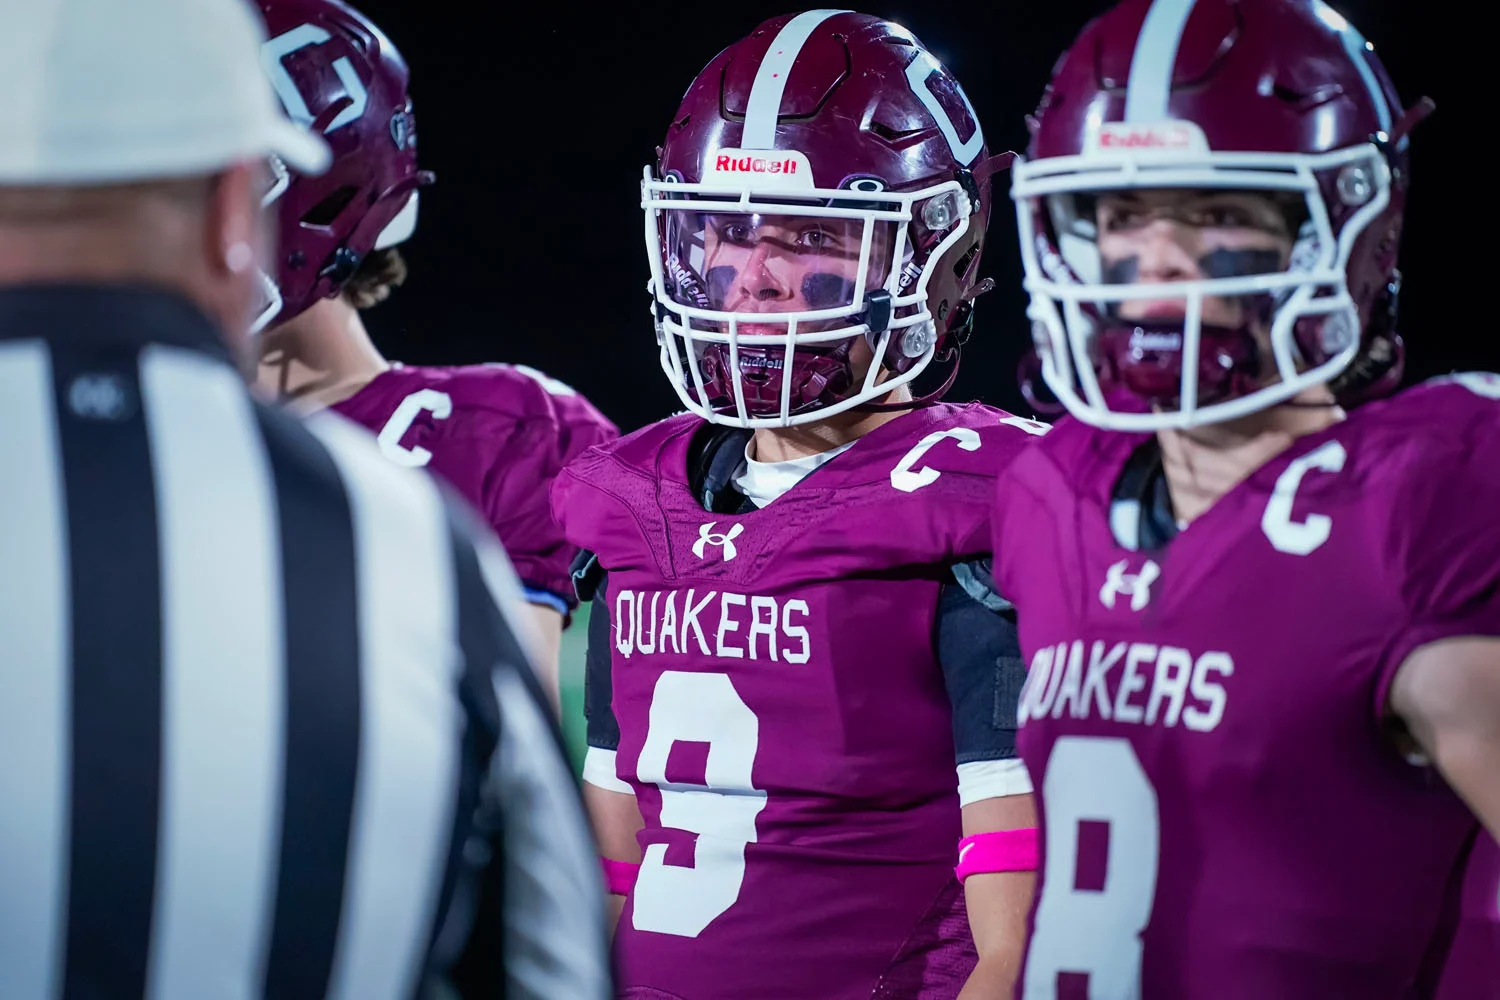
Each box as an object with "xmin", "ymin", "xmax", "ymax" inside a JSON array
[
  {"xmin": 643, "ymin": 165, "xmax": 974, "ymax": 428},
  {"xmin": 247, "ymin": 155, "xmax": 292, "ymax": 338},
  {"xmin": 261, "ymin": 154, "xmax": 291, "ymax": 211},
  {"xmin": 1011, "ymin": 143, "xmax": 1392, "ymax": 430},
  {"xmin": 247, "ymin": 270, "xmax": 285, "ymax": 338}
]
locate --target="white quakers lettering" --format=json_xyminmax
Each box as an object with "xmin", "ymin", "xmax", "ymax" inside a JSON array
[
  {"xmin": 614, "ymin": 588, "xmax": 811, "ymax": 664},
  {"xmin": 1019, "ymin": 640, "xmax": 1234, "ymax": 732}
]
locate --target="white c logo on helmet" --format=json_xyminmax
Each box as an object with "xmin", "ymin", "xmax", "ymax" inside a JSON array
[{"xmin": 261, "ymin": 24, "xmax": 369, "ymax": 133}]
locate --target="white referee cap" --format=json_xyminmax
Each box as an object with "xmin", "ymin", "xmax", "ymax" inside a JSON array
[{"xmin": 0, "ymin": 0, "xmax": 330, "ymax": 185}]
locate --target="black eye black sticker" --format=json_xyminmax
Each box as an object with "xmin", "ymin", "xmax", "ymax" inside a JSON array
[
  {"xmin": 1198, "ymin": 248, "xmax": 1284, "ymax": 279},
  {"xmin": 1102, "ymin": 256, "xmax": 1139, "ymax": 285},
  {"xmin": 705, "ymin": 266, "xmax": 736, "ymax": 308},
  {"xmin": 1099, "ymin": 248, "xmax": 1283, "ymax": 284},
  {"xmin": 801, "ymin": 273, "xmax": 856, "ymax": 309}
]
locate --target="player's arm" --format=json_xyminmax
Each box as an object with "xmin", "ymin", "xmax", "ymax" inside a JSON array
[
  {"xmin": 943, "ymin": 560, "xmax": 1037, "ymax": 998},
  {"xmin": 481, "ymin": 394, "xmax": 618, "ymax": 713},
  {"xmin": 574, "ymin": 554, "xmax": 645, "ymax": 935},
  {"xmin": 959, "ymin": 796, "xmax": 1038, "ymax": 1000},
  {"xmin": 1381, "ymin": 401, "xmax": 1500, "ymax": 839},
  {"xmin": 479, "ymin": 456, "xmax": 570, "ymax": 704},
  {"xmin": 1389, "ymin": 638, "xmax": 1500, "ymax": 837},
  {"xmin": 482, "ymin": 463, "xmax": 578, "ymax": 710},
  {"xmin": 523, "ymin": 603, "xmax": 564, "ymax": 710}
]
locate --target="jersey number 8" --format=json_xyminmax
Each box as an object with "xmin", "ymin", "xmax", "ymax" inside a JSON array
[{"xmin": 1026, "ymin": 736, "xmax": 1160, "ymax": 996}]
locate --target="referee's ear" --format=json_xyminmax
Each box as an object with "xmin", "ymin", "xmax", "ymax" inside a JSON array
[{"xmin": 203, "ymin": 160, "xmax": 274, "ymax": 361}]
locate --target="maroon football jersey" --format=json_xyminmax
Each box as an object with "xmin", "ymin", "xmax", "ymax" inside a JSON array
[
  {"xmin": 992, "ymin": 375, "xmax": 1500, "ymax": 999},
  {"xmin": 1437, "ymin": 834, "xmax": 1500, "ymax": 1000},
  {"xmin": 554, "ymin": 403, "xmax": 1047, "ymax": 1000},
  {"xmin": 331, "ymin": 363, "xmax": 617, "ymax": 609}
]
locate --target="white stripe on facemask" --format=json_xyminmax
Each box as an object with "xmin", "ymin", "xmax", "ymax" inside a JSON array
[{"xmin": 1314, "ymin": 2, "xmax": 1391, "ymax": 135}]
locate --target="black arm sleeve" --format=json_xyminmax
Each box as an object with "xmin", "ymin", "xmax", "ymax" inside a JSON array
[
  {"xmin": 573, "ymin": 552, "xmax": 620, "ymax": 752},
  {"xmin": 939, "ymin": 558, "xmax": 1026, "ymax": 765}
]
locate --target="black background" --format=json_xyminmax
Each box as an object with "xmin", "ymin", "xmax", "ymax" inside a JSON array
[{"xmin": 349, "ymin": 0, "xmax": 1471, "ymax": 435}]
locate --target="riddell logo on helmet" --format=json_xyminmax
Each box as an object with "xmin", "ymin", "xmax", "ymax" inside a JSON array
[
  {"xmin": 715, "ymin": 154, "xmax": 798, "ymax": 175},
  {"xmin": 704, "ymin": 148, "xmax": 815, "ymax": 191},
  {"xmin": 1099, "ymin": 126, "xmax": 1191, "ymax": 149},
  {"xmin": 1088, "ymin": 121, "xmax": 1210, "ymax": 156},
  {"xmin": 1130, "ymin": 329, "xmax": 1183, "ymax": 353}
]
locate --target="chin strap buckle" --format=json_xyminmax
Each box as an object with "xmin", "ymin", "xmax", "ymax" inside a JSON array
[{"xmin": 863, "ymin": 289, "xmax": 892, "ymax": 335}]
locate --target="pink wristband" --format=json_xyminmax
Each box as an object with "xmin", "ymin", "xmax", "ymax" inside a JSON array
[
  {"xmin": 955, "ymin": 828, "xmax": 1040, "ymax": 882},
  {"xmin": 601, "ymin": 858, "xmax": 639, "ymax": 896}
]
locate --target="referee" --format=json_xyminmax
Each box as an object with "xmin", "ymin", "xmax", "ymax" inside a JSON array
[{"xmin": 0, "ymin": 2, "xmax": 610, "ymax": 999}]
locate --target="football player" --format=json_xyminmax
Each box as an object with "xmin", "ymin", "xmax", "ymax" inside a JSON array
[
  {"xmin": 551, "ymin": 11, "xmax": 1046, "ymax": 999},
  {"xmin": 991, "ymin": 0, "xmax": 1500, "ymax": 996},
  {"xmin": 251, "ymin": 0, "xmax": 618, "ymax": 696}
]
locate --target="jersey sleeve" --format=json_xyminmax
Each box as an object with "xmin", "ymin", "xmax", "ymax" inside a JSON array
[
  {"xmin": 1376, "ymin": 390, "xmax": 1500, "ymax": 713},
  {"xmin": 480, "ymin": 407, "xmax": 618, "ymax": 615},
  {"xmin": 939, "ymin": 559, "xmax": 1032, "ymax": 805}
]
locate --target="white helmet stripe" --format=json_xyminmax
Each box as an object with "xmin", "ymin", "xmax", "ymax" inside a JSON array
[
  {"xmin": 374, "ymin": 191, "xmax": 420, "ymax": 251},
  {"xmin": 1123, "ymin": 0, "xmax": 1198, "ymax": 123},
  {"xmin": 1314, "ymin": 2, "xmax": 1392, "ymax": 134},
  {"xmin": 741, "ymin": 9, "xmax": 850, "ymax": 149}
]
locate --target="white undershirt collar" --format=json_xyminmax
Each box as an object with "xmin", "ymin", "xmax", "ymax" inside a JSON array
[{"xmin": 731, "ymin": 438, "xmax": 856, "ymax": 508}]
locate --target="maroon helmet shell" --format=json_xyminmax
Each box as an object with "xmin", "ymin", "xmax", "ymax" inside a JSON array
[
  {"xmin": 252, "ymin": 0, "xmax": 433, "ymax": 331},
  {"xmin": 644, "ymin": 9, "xmax": 1011, "ymax": 428},
  {"xmin": 1011, "ymin": 0, "xmax": 1426, "ymax": 430}
]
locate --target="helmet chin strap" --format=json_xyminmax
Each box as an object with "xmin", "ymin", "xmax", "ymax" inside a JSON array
[
  {"xmin": 854, "ymin": 274, "xmax": 993, "ymax": 414},
  {"xmin": 1387, "ymin": 97, "xmax": 1437, "ymax": 147},
  {"xmin": 972, "ymin": 150, "xmax": 1017, "ymax": 189},
  {"xmin": 1018, "ymin": 349, "xmax": 1067, "ymax": 417},
  {"xmin": 855, "ymin": 345, "xmax": 963, "ymax": 414}
]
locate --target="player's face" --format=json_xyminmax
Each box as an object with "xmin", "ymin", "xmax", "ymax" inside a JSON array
[
  {"xmin": 699, "ymin": 213, "xmax": 892, "ymax": 335},
  {"xmin": 658, "ymin": 209, "xmax": 898, "ymax": 409},
  {"xmin": 1095, "ymin": 189, "xmax": 1295, "ymax": 329}
]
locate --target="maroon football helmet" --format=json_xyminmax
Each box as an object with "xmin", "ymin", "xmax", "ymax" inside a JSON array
[
  {"xmin": 251, "ymin": 0, "xmax": 433, "ymax": 332},
  {"xmin": 1011, "ymin": 0, "xmax": 1432, "ymax": 430},
  {"xmin": 645, "ymin": 10, "xmax": 1012, "ymax": 428}
]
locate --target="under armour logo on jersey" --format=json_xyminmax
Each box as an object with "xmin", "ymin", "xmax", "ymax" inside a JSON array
[
  {"xmin": 1099, "ymin": 558, "xmax": 1161, "ymax": 611},
  {"xmin": 693, "ymin": 521, "xmax": 745, "ymax": 562}
]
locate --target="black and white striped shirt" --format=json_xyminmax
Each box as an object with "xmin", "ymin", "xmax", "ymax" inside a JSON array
[{"xmin": 0, "ymin": 285, "xmax": 609, "ymax": 1000}]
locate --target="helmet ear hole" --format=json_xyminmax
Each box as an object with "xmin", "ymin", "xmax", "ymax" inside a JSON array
[
  {"xmin": 301, "ymin": 185, "xmax": 360, "ymax": 228},
  {"xmin": 951, "ymin": 243, "xmax": 980, "ymax": 280}
]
